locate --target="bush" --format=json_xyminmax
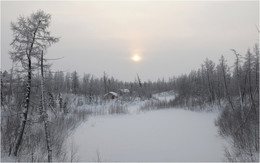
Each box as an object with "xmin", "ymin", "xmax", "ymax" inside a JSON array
[{"xmin": 215, "ymin": 103, "xmax": 259, "ymax": 162}]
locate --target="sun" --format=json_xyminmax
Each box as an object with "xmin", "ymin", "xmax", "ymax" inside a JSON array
[{"xmin": 132, "ymin": 54, "xmax": 141, "ymax": 62}]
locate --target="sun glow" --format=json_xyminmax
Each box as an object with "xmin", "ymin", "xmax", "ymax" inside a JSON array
[{"xmin": 132, "ymin": 54, "xmax": 141, "ymax": 62}]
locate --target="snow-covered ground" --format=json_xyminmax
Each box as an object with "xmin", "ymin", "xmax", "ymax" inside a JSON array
[
  {"xmin": 152, "ymin": 90, "xmax": 176, "ymax": 102},
  {"xmin": 67, "ymin": 107, "xmax": 227, "ymax": 161}
]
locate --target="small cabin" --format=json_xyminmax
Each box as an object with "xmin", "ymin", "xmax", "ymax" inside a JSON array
[{"xmin": 104, "ymin": 91, "xmax": 118, "ymax": 99}]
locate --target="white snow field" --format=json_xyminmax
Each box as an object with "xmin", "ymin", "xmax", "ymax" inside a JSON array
[{"xmin": 68, "ymin": 108, "xmax": 227, "ymax": 162}]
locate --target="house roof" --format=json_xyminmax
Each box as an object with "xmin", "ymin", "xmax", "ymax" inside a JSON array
[
  {"xmin": 109, "ymin": 91, "xmax": 118, "ymax": 96},
  {"xmin": 104, "ymin": 91, "xmax": 118, "ymax": 97}
]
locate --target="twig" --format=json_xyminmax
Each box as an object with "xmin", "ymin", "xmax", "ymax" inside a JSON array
[{"xmin": 45, "ymin": 57, "xmax": 64, "ymax": 61}]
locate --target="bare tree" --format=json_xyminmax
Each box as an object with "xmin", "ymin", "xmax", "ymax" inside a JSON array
[
  {"xmin": 82, "ymin": 73, "xmax": 90, "ymax": 96},
  {"xmin": 71, "ymin": 71, "xmax": 79, "ymax": 94},
  {"xmin": 204, "ymin": 58, "xmax": 216, "ymax": 105},
  {"xmin": 231, "ymin": 49, "xmax": 243, "ymax": 108},
  {"xmin": 40, "ymin": 51, "xmax": 52, "ymax": 162},
  {"xmin": 88, "ymin": 76, "xmax": 95, "ymax": 102},
  {"xmin": 219, "ymin": 55, "xmax": 234, "ymax": 110},
  {"xmin": 136, "ymin": 73, "xmax": 142, "ymax": 87},
  {"xmin": 10, "ymin": 10, "xmax": 59, "ymax": 156},
  {"xmin": 103, "ymin": 72, "xmax": 108, "ymax": 93},
  {"xmin": 253, "ymin": 44, "xmax": 259, "ymax": 100}
]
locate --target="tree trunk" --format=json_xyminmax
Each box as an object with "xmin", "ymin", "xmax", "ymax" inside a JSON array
[
  {"xmin": 40, "ymin": 51, "xmax": 52, "ymax": 162},
  {"xmin": 12, "ymin": 58, "xmax": 31, "ymax": 156},
  {"xmin": 206, "ymin": 69, "xmax": 214, "ymax": 105},
  {"xmin": 8, "ymin": 67, "xmax": 13, "ymax": 104},
  {"xmin": 234, "ymin": 52, "xmax": 243, "ymax": 108}
]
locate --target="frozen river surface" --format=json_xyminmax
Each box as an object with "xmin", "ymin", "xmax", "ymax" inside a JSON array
[{"xmin": 68, "ymin": 109, "xmax": 227, "ymax": 162}]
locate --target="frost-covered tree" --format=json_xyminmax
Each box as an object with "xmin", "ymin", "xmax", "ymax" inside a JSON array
[
  {"xmin": 219, "ymin": 55, "xmax": 234, "ymax": 110},
  {"xmin": 103, "ymin": 72, "xmax": 108, "ymax": 93},
  {"xmin": 81, "ymin": 73, "xmax": 90, "ymax": 96},
  {"xmin": 10, "ymin": 10, "xmax": 59, "ymax": 156},
  {"xmin": 204, "ymin": 58, "xmax": 216, "ymax": 105},
  {"xmin": 54, "ymin": 71, "xmax": 64, "ymax": 93},
  {"xmin": 65, "ymin": 72, "xmax": 71, "ymax": 93},
  {"xmin": 71, "ymin": 71, "xmax": 80, "ymax": 94}
]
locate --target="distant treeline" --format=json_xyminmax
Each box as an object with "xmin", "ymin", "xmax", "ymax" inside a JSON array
[{"xmin": 1, "ymin": 70, "xmax": 173, "ymax": 102}]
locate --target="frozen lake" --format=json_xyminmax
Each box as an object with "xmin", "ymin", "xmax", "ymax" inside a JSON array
[{"xmin": 68, "ymin": 108, "xmax": 227, "ymax": 162}]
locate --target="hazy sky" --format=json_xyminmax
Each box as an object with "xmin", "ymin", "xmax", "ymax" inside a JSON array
[{"xmin": 1, "ymin": 1, "xmax": 259, "ymax": 81}]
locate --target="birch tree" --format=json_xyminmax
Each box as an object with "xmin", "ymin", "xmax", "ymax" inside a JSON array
[
  {"xmin": 10, "ymin": 10, "xmax": 59, "ymax": 156},
  {"xmin": 40, "ymin": 51, "xmax": 52, "ymax": 162}
]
